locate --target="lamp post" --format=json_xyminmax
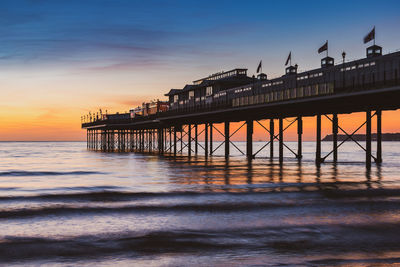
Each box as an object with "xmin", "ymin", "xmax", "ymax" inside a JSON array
[{"xmin": 342, "ymin": 51, "xmax": 346, "ymax": 88}]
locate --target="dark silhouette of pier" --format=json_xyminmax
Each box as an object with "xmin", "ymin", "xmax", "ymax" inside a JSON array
[{"xmin": 82, "ymin": 43, "xmax": 400, "ymax": 168}]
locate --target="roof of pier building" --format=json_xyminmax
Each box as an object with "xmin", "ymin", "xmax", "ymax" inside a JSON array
[{"xmin": 164, "ymin": 68, "xmax": 252, "ymax": 97}]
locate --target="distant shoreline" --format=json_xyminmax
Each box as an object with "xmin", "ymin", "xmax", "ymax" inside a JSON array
[{"xmin": 322, "ymin": 133, "xmax": 400, "ymax": 141}]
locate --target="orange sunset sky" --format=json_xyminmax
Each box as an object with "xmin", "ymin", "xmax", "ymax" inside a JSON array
[{"xmin": 1, "ymin": 1, "xmax": 399, "ymax": 141}]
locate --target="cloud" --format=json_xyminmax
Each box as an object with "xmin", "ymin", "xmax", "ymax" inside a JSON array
[{"xmin": 0, "ymin": 0, "xmax": 254, "ymax": 70}]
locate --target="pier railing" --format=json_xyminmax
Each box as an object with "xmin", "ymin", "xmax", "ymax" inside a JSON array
[{"xmin": 83, "ymin": 78, "xmax": 400, "ymax": 128}]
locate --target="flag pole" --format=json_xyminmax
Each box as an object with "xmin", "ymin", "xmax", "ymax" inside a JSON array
[
  {"xmin": 373, "ymin": 26, "xmax": 376, "ymax": 46},
  {"xmin": 326, "ymin": 40, "xmax": 328, "ymax": 57}
]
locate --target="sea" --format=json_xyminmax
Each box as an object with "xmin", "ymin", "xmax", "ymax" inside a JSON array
[{"xmin": 1, "ymin": 141, "xmax": 400, "ymax": 266}]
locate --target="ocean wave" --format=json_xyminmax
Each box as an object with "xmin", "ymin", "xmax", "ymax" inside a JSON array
[
  {"xmin": 0, "ymin": 202, "xmax": 300, "ymax": 219},
  {"xmin": 0, "ymin": 186, "xmax": 400, "ymax": 203},
  {"xmin": 0, "ymin": 171, "xmax": 105, "ymax": 177},
  {"xmin": 0, "ymin": 230, "xmax": 237, "ymax": 262},
  {"xmin": 0, "ymin": 191, "xmax": 209, "ymax": 202},
  {"xmin": 2, "ymin": 197, "xmax": 400, "ymax": 219},
  {"xmin": 2, "ymin": 224, "xmax": 400, "ymax": 262},
  {"xmin": 321, "ymin": 188, "xmax": 400, "ymax": 198}
]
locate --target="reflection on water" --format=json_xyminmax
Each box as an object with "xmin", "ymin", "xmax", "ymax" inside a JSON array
[
  {"xmin": 162, "ymin": 155, "xmax": 383, "ymax": 193},
  {"xmin": 0, "ymin": 141, "xmax": 399, "ymax": 266}
]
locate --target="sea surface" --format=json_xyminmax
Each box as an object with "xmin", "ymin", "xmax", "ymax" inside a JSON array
[{"xmin": 1, "ymin": 141, "xmax": 400, "ymax": 266}]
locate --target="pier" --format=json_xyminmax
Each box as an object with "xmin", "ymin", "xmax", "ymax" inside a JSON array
[{"xmin": 82, "ymin": 44, "xmax": 400, "ymax": 168}]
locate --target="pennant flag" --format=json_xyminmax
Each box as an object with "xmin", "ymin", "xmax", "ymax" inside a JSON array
[
  {"xmin": 364, "ymin": 27, "xmax": 375, "ymax": 44},
  {"xmin": 256, "ymin": 60, "xmax": 262, "ymax": 73},
  {"xmin": 318, "ymin": 41, "xmax": 328, "ymax": 54},
  {"xmin": 285, "ymin": 52, "xmax": 291, "ymax": 66}
]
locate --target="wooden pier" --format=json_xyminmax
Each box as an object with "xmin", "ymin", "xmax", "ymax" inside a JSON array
[{"xmin": 83, "ymin": 45, "xmax": 400, "ymax": 168}]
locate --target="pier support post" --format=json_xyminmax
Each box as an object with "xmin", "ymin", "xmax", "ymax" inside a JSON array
[
  {"xmin": 147, "ymin": 130, "xmax": 149, "ymax": 152},
  {"xmin": 123, "ymin": 130, "xmax": 126, "ymax": 152},
  {"xmin": 297, "ymin": 116, "xmax": 303, "ymax": 159},
  {"xmin": 270, "ymin": 119, "xmax": 274, "ymax": 159},
  {"xmin": 316, "ymin": 114, "xmax": 322, "ymax": 164},
  {"xmin": 118, "ymin": 130, "xmax": 121, "ymax": 152},
  {"xmin": 188, "ymin": 124, "xmax": 192, "ymax": 157},
  {"xmin": 104, "ymin": 130, "xmax": 107, "ymax": 151},
  {"xmin": 376, "ymin": 110, "xmax": 382, "ymax": 163},
  {"xmin": 130, "ymin": 130, "xmax": 133, "ymax": 152},
  {"xmin": 100, "ymin": 130, "xmax": 103, "ymax": 151},
  {"xmin": 153, "ymin": 129, "xmax": 155, "ymax": 152},
  {"xmin": 124, "ymin": 130, "xmax": 127, "ymax": 151},
  {"xmin": 246, "ymin": 120, "xmax": 253, "ymax": 160},
  {"xmin": 134, "ymin": 130, "xmax": 138, "ymax": 151},
  {"xmin": 333, "ymin": 114, "xmax": 338, "ymax": 162},
  {"xmin": 180, "ymin": 129, "xmax": 183, "ymax": 154},
  {"xmin": 149, "ymin": 130, "xmax": 152, "ymax": 152},
  {"xmin": 160, "ymin": 128, "xmax": 164, "ymax": 154},
  {"xmin": 279, "ymin": 118, "xmax": 283, "ymax": 163},
  {"xmin": 164, "ymin": 128, "xmax": 167, "ymax": 154},
  {"xmin": 210, "ymin": 123, "xmax": 213, "ymax": 155},
  {"xmin": 173, "ymin": 127, "xmax": 177, "ymax": 156},
  {"xmin": 225, "ymin": 121, "xmax": 230, "ymax": 159},
  {"xmin": 111, "ymin": 130, "xmax": 115, "ymax": 152},
  {"xmin": 205, "ymin": 123, "xmax": 208, "ymax": 158},
  {"xmin": 169, "ymin": 127, "xmax": 172, "ymax": 154},
  {"xmin": 366, "ymin": 110, "xmax": 372, "ymax": 168},
  {"xmin": 195, "ymin": 124, "xmax": 198, "ymax": 155},
  {"xmin": 141, "ymin": 130, "xmax": 144, "ymax": 152},
  {"xmin": 138, "ymin": 130, "xmax": 141, "ymax": 152},
  {"xmin": 106, "ymin": 130, "xmax": 109, "ymax": 151},
  {"xmin": 106, "ymin": 130, "xmax": 108, "ymax": 151},
  {"xmin": 158, "ymin": 128, "xmax": 162, "ymax": 154},
  {"xmin": 142, "ymin": 130, "xmax": 145, "ymax": 152},
  {"xmin": 143, "ymin": 130, "xmax": 146, "ymax": 152},
  {"xmin": 153, "ymin": 130, "xmax": 156, "ymax": 152}
]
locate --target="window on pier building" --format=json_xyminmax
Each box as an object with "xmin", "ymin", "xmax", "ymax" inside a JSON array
[
  {"xmin": 328, "ymin": 83, "xmax": 334, "ymax": 93},
  {"xmin": 312, "ymin": 84, "xmax": 319, "ymax": 95},
  {"xmin": 290, "ymin": 88, "xmax": 297, "ymax": 98},
  {"xmin": 206, "ymin": 86, "xmax": 213, "ymax": 96},
  {"xmin": 279, "ymin": 91, "xmax": 284, "ymax": 100},
  {"xmin": 265, "ymin": 93, "xmax": 270, "ymax": 103},
  {"xmin": 284, "ymin": 89, "xmax": 290, "ymax": 99},
  {"xmin": 189, "ymin": 91, "xmax": 194, "ymax": 99},
  {"xmin": 297, "ymin": 87, "xmax": 304, "ymax": 97},
  {"xmin": 305, "ymin": 86, "xmax": 311, "ymax": 96},
  {"xmin": 174, "ymin": 95, "xmax": 179, "ymax": 103}
]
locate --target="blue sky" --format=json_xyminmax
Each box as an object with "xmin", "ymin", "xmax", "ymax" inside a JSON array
[{"xmin": 1, "ymin": 0, "xmax": 399, "ymax": 76}]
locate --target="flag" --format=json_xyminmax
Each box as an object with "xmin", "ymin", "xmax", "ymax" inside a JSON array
[
  {"xmin": 256, "ymin": 60, "xmax": 262, "ymax": 73},
  {"xmin": 318, "ymin": 41, "xmax": 328, "ymax": 54},
  {"xmin": 364, "ymin": 27, "xmax": 375, "ymax": 44},
  {"xmin": 285, "ymin": 52, "xmax": 291, "ymax": 66}
]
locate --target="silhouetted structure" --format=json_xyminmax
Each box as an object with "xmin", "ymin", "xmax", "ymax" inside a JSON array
[{"xmin": 82, "ymin": 41, "xmax": 400, "ymax": 168}]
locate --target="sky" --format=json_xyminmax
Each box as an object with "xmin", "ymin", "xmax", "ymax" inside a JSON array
[{"xmin": 0, "ymin": 0, "xmax": 400, "ymax": 141}]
